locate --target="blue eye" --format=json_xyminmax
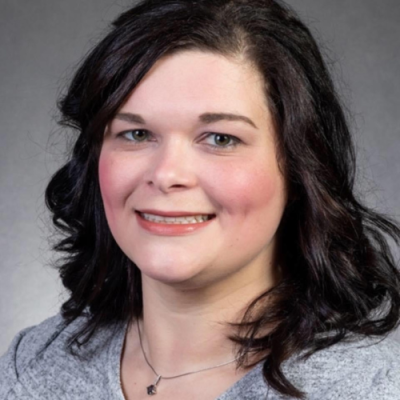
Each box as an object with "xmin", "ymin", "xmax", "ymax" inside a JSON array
[{"xmin": 121, "ymin": 129, "xmax": 149, "ymax": 142}]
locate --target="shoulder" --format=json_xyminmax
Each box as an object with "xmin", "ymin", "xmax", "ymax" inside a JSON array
[
  {"xmin": 283, "ymin": 336, "xmax": 400, "ymax": 400},
  {"xmin": 0, "ymin": 314, "xmax": 65, "ymax": 397},
  {"xmin": 0, "ymin": 312, "xmax": 126, "ymax": 399}
]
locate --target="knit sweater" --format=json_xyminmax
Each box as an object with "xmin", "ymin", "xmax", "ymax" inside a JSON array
[{"xmin": 1, "ymin": 313, "xmax": 399, "ymax": 399}]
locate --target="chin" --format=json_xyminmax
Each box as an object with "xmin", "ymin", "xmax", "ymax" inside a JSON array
[{"xmin": 137, "ymin": 258, "xmax": 204, "ymax": 286}]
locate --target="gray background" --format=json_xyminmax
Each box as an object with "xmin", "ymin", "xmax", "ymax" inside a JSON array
[{"xmin": 0, "ymin": 0, "xmax": 399, "ymax": 354}]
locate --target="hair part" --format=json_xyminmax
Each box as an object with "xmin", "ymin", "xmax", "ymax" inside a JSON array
[{"xmin": 45, "ymin": 0, "xmax": 400, "ymax": 397}]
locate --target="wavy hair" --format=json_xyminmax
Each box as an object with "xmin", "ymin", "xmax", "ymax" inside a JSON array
[{"xmin": 45, "ymin": 0, "xmax": 400, "ymax": 397}]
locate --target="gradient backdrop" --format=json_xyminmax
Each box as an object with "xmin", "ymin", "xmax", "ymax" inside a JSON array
[{"xmin": 1, "ymin": 0, "xmax": 399, "ymax": 353}]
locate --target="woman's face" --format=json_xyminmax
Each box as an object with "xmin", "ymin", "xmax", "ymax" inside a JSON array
[{"xmin": 99, "ymin": 50, "xmax": 287, "ymax": 291}]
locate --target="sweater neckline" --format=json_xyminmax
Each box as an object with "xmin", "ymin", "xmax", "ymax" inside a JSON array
[{"xmin": 106, "ymin": 320, "xmax": 266, "ymax": 399}]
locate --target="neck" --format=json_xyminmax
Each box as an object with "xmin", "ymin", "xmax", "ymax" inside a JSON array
[{"xmin": 129, "ymin": 265, "xmax": 275, "ymax": 376}]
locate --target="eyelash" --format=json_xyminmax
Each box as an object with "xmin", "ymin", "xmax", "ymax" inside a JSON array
[{"xmin": 117, "ymin": 129, "xmax": 241, "ymax": 150}]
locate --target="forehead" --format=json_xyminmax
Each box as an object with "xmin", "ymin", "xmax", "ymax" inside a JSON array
[{"xmin": 118, "ymin": 50, "xmax": 270, "ymax": 124}]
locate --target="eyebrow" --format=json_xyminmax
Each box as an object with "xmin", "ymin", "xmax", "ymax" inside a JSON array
[{"xmin": 114, "ymin": 112, "xmax": 258, "ymax": 129}]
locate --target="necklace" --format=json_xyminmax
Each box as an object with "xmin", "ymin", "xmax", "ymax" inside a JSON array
[{"xmin": 136, "ymin": 320, "xmax": 240, "ymax": 396}]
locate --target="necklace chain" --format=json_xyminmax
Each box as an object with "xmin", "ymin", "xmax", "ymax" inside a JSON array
[{"xmin": 137, "ymin": 319, "xmax": 239, "ymax": 395}]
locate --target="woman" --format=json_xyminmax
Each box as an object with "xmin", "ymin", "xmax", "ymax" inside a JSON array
[{"xmin": 1, "ymin": 0, "xmax": 399, "ymax": 399}]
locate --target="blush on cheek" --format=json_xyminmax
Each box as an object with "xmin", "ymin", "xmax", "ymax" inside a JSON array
[
  {"xmin": 251, "ymin": 172, "xmax": 279, "ymax": 204},
  {"xmin": 98, "ymin": 149, "xmax": 111, "ymax": 174},
  {"xmin": 98, "ymin": 152, "xmax": 119, "ymax": 226},
  {"xmin": 215, "ymin": 163, "xmax": 280, "ymax": 215},
  {"xmin": 98, "ymin": 154, "xmax": 111, "ymax": 199},
  {"xmin": 243, "ymin": 182, "xmax": 279, "ymax": 218}
]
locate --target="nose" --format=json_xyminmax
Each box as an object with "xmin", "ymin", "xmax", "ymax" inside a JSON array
[{"xmin": 145, "ymin": 139, "xmax": 197, "ymax": 193}]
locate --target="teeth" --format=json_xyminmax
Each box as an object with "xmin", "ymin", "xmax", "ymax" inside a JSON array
[{"xmin": 141, "ymin": 213, "xmax": 212, "ymax": 224}]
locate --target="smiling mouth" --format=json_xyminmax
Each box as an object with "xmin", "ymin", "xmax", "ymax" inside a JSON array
[{"xmin": 137, "ymin": 211, "xmax": 216, "ymax": 224}]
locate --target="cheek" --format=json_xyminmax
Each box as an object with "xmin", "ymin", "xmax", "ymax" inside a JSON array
[
  {"xmin": 98, "ymin": 151, "xmax": 132, "ymax": 226},
  {"xmin": 98, "ymin": 152, "xmax": 115, "ymax": 204},
  {"xmin": 98, "ymin": 153, "xmax": 116, "ymax": 227},
  {"xmin": 204, "ymin": 159, "xmax": 284, "ymax": 217}
]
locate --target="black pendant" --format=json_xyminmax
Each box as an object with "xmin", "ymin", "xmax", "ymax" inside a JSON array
[
  {"xmin": 147, "ymin": 375, "xmax": 161, "ymax": 395},
  {"xmin": 147, "ymin": 384, "xmax": 157, "ymax": 395}
]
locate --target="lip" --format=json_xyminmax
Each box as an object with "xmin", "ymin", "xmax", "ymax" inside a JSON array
[
  {"xmin": 136, "ymin": 209, "xmax": 215, "ymax": 217},
  {"xmin": 135, "ymin": 210, "xmax": 216, "ymax": 236}
]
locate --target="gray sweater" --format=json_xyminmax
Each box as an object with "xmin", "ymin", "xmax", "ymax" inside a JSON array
[{"xmin": 1, "ymin": 313, "xmax": 399, "ymax": 399}]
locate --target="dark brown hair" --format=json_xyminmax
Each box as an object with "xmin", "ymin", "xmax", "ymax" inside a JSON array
[{"xmin": 45, "ymin": 0, "xmax": 400, "ymax": 397}]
